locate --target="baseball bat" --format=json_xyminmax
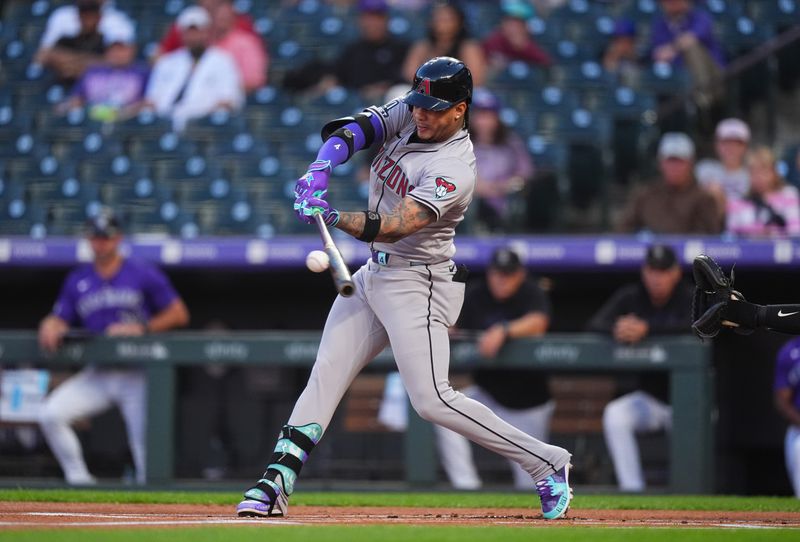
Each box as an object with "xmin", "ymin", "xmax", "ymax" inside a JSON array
[{"xmin": 313, "ymin": 212, "xmax": 355, "ymax": 297}]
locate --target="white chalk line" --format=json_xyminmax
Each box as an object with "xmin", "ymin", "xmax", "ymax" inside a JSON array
[{"xmin": 0, "ymin": 519, "xmax": 303, "ymax": 527}]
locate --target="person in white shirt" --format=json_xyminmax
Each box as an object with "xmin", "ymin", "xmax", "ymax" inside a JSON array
[
  {"xmin": 37, "ymin": 0, "xmax": 134, "ymax": 54},
  {"xmin": 695, "ymin": 118, "xmax": 751, "ymax": 226},
  {"xmin": 143, "ymin": 6, "xmax": 243, "ymax": 132}
]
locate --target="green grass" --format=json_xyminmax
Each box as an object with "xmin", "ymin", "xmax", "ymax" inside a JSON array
[
  {"xmin": 0, "ymin": 489, "xmax": 798, "ymax": 512},
  {"xmin": 0, "ymin": 527, "xmax": 798, "ymax": 542}
]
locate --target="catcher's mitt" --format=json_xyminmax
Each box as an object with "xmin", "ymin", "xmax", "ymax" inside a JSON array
[{"xmin": 691, "ymin": 254, "xmax": 746, "ymax": 338}]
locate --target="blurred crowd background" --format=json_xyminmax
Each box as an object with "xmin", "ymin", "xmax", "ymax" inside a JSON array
[{"xmin": 1, "ymin": 0, "xmax": 799, "ymax": 238}]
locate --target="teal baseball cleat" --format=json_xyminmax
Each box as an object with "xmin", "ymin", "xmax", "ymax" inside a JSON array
[{"xmin": 535, "ymin": 463, "xmax": 573, "ymax": 520}]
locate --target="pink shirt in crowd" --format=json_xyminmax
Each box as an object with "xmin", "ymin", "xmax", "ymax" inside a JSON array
[
  {"xmin": 216, "ymin": 28, "xmax": 268, "ymax": 91},
  {"xmin": 726, "ymin": 186, "xmax": 800, "ymax": 237}
]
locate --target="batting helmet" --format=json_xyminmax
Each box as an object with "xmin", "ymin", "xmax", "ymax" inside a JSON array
[{"xmin": 401, "ymin": 56, "xmax": 473, "ymax": 112}]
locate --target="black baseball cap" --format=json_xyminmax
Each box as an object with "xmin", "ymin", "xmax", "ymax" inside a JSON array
[
  {"xmin": 645, "ymin": 244, "xmax": 678, "ymax": 270},
  {"xmin": 77, "ymin": 0, "xmax": 102, "ymax": 12},
  {"xmin": 489, "ymin": 247, "xmax": 523, "ymax": 273},
  {"xmin": 86, "ymin": 207, "xmax": 122, "ymax": 238}
]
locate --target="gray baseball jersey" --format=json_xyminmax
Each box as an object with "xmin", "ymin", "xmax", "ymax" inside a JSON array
[
  {"xmin": 286, "ymin": 100, "xmax": 570, "ymax": 483},
  {"xmin": 366, "ymin": 99, "xmax": 474, "ymax": 262}
]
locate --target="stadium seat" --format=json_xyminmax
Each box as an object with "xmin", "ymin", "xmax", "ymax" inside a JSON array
[
  {"xmin": 152, "ymin": 154, "xmax": 220, "ymax": 185},
  {"xmin": 551, "ymin": 61, "xmax": 617, "ymax": 93},
  {"xmin": 101, "ymin": 175, "xmax": 173, "ymax": 212},
  {"xmin": 112, "ymin": 110, "xmax": 174, "ymax": 143},
  {"xmin": 61, "ymin": 131, "xmax": 124, "ymax": 163},
  {"xmin": 0, "ymin": 197, "xmax": 46, "ymax": 237},
  {"xmin": 633, "ymin": 62, "xmax": 691, "ymax": 96},
  {"xmin": 526, "ymin": 16, "xmax": 563, "ymax": 50},
  {"xmin": 80, "ymin": 154, "xmax": 149, "ymax": 185},
  {"xmin": 492, "ymin": 61, "xmax": 547, "ymax": 92},
  {"xmin": 38, "ymin": 107, "xmax": 104, "ymax": 142},
  {"xmin": 183, "ymin": 110, "xmax": 248, "ymax": 145},
  {"xmin": 128, "ymin": 131, "xmax": 198, "ymax": 163}
]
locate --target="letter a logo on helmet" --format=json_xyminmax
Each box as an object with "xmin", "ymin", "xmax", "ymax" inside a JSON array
[
  {"xmin": 415, "ymin": 78, "xmax": 432, "ymax": 96},
  {"xmin": 401, "ymin": 56, "xmax": 473, "ymax": 112}
]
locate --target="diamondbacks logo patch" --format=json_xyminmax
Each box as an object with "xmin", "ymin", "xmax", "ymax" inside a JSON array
[
  {"xmin": 415, "ymin": 78, "xmax": 431, "ymax": 96},
  {"xmin": 434, "ymin": 177, "xmax": 456, "ymax": 199}
]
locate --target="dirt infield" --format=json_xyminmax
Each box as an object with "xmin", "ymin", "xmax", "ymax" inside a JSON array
[{"xmin": 0, "ymin": 503, "xmax": 798, "ymax": 529}]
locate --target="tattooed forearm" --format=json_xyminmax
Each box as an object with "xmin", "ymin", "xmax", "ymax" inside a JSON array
[
  {"xmin": 335, "ymin": 198, "xmax": 436, "ymax": 243},
  {"xmin": 376, "ymin": 199, "xmax": 435, "ymax": 242},
  {"xmin": 336, "ymin": 211, "xmax": 367, "ymax": 238}
]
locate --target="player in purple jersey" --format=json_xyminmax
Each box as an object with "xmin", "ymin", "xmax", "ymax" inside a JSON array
[
  {"xmin": 774, "ymin": 337, "xmax": 800, "ymax": 497},
  {"xmin": 37, "ymin": 208, "xmax": 189, "ymax": 485}
]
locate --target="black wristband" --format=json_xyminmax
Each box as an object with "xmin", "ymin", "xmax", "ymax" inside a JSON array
[{"xmin": 358, "ymin": 211, "xmax": 381, "ymax": 243}]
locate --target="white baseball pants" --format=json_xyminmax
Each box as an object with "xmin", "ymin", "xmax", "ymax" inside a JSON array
[
  {"xmin": 38, "ymin": 367, "xmax": 146, "ymax": 485},
  {"xmin": 603, "ymin": 390, "xmax": 672, "ymax": 491}
]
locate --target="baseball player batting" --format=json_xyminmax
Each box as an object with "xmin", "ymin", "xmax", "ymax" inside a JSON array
[
  {"xmin": 236, "ymin": 57, "xmax": 573, "ymax": 520},
  {"xmin": 37, "ymin": 208, "xmax": 189, "ymax": 485}
]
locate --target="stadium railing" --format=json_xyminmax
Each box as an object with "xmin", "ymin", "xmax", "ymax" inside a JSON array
[{"xmin": 0, "ymin": 331, "xmax": 713, "ymax": 493}]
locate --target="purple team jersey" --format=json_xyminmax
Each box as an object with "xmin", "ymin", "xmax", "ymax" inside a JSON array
[
  {"xmin": 52, "ymin": 258, "xmax": 178, "ymax": 334},
  {"xmin": 71, "ymin": 62, "xmax": 150, "ymax": 108},
  {"xmin": 774, "ymin": 337, "xmax": 800, "ymax": 411}
]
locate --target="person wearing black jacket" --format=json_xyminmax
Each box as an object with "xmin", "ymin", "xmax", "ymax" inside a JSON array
[{"xmin": 586, "ymin": 244, "xmax": 693, "ymax": 491}]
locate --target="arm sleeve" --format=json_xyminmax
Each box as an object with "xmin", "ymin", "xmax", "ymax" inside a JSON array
[
  {"xmin": 51, "ymin": 272, "xmax": 79, "ymax": 325},
  {"xmin": 39, "ymin": 7, "xmax": 72, "ymax": 50},
  {"xmin": 585, "ymin": 288, "xmax": 630, "ymax": 333},
  {"xmin": 218, "ymin": 52, "xmax": 245, "ymax": 109},
  {"xmin": 313, "ymin": 102, "xmax": 392, "ymax": 170},
  {"xmin": 407, "ymin": 158, "xmax": 475, "ymax": 221},
  {"xmin": 520, "ymin": 280, "xmax": 552, "ymax": 318},
  {"xmin": 761, "ymin": 305, "xmax": 800, "ymax": 334},
  {"xmin": 141, "ymin": 264, "xmax": 180, "ymax": 314}
]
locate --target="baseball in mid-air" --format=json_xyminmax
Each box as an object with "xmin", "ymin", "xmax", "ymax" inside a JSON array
[{"xmin": 306, "ymin": 250, "xmax": 330, "ymax": 273}]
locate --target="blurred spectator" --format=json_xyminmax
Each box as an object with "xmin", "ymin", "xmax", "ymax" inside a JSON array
[
  {"xmin": 402, "ymin": 1, "xmax": 487, "ymax": 86},
  {"xmin": 155, "ymin": 0, "xmax": 258, "ymax": 59},
  {"xmin": 37, "ymin": 0, "xmax": 134, "ymax": 57},
  {"xmin": 726, "ymin": 147, "xmax": 800, "ymax": 237},
  {"xmin": 328, "ymin": 0, "xmax": 409, "ymax": 100},
  {"xmin": 482, "ymin": 1, "xmax": 551, "ymax": 75},
  {"xmin": 283, "ymin": 0, "xmax": 408, "ymax": 99},
  {"xmin": 436, "ymin": 247, "xmax": 554, "ymax": 489},
  {"xmin": 213, "ymin": 0, "xmax": 268, "ymax": 92},
  {"xmin": 695, "ymin": 118, "xmax": 751, "ymax": 224},
  {"xmin": 530, "ymin": 0, "xmax": 567, "ymax": 16},
  {"xmin": 602, "ymin": 18, "xmax": 639, "ymax": 86},
  {"xmin": 785, "ymin": 144, "xmax": 800, "ymax": 189},
  {"xmin": 469, "ymin": 88, "xmax": 534, "ymax": 232},
  {"xmin": 37, "ymin": 209, "xmax": 189, "ymax": 485},
  {"xmin": 586, "ymin": 244, "xmax": 693, "ymax": 491},
  {"xmin": 617, "ymin": 132, "xmax": 721, "ymax": 234},
  {"xmin": 143, "ymin": 6, "xmax": 244, "ymax": 132},
  {"xmin": 774, "ymin": 337, "xmax": 800, "ymax": 498},
  {"xmin": 650, "ymin": 0, "xmax": 724, "ymax": 107},
  {"xmin": 59, "ymin": 25, "xmax": 149, "ymax": 122},
  {"xmin": 36, "ymin": 0, "xmax": 108, "ymax": 85}
]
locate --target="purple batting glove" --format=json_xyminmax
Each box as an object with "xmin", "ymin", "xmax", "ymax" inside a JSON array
[
  {"xmin": 294, "ymin": 160, "xmax": 332, "ymax": 199},
  {"xmin": 293, "ymin": 195, "xmax": 340, "ymax": 227}
]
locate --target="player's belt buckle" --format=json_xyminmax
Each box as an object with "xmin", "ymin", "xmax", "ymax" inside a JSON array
[{"xmin": 372, "ymin": 251, "xmax": 390, "ymax": 266}]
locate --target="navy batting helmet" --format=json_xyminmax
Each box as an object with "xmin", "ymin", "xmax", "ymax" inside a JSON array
[{"xmin": 401, "ymin": 56, "xmax": 473, "ymax": 112}]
